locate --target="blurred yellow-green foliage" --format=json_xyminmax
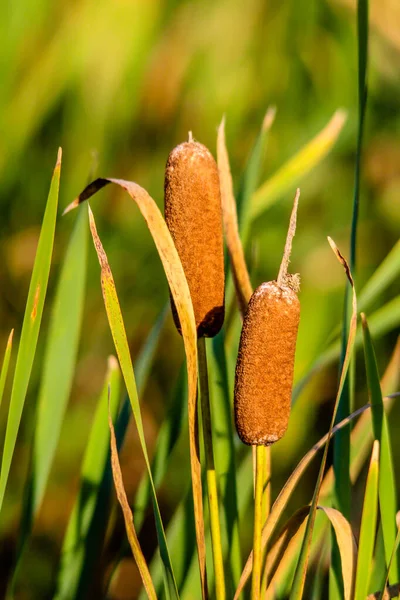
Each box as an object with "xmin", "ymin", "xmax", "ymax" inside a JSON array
[{"xmin": 1, "ymin": 0, "xmax": 400, "ymax": 597}]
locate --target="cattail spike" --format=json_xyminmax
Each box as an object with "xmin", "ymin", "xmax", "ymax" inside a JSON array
[
  {"xmin": 164, "ymin": 140, "xmax": 225, "ymax": 338},
  {"xmin": 234, "ymin": 196, "xmax": 301, "ymax": 446}
]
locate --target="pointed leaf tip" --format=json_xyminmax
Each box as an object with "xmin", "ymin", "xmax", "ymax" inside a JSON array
[
  {"xmin": 62, "ymin": 198, "xmax": 79, "ymax": 216},
  {"xmin": 56, "ymin": 147, "xmax": 62, "ymax": 167},
  {"xmin": 262, "ymin": 106, "xmax": 277, "ymax": 131},
  {"xmin": 107, "ymin": 355, "xmax": 119, "ymax": 371},
  {"xmin": 7, "ymin": 330, "xmax": 14, "ymax": 347}
]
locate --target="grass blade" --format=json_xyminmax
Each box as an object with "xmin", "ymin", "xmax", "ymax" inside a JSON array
[
  {"xmin": 32, "ymin": 204, "xmax": 88, "ymax": 522},
  {"xmin": 318, "ymin": 506, "xmax": 356, "ymax": 600},
  {"xmin": 105, "ymin": 308, "xmax": 174, "ymax": 595},
  {"xmin": 0, "ymin": 331, "xmax": 14, "ymax": 410},
  {"xmin": 86, "ymin": 205, "xmax": 179, "ymax": 599},
  {"xmin": 332, "ymin": 2, "xmax": 369, "ymax": 577},
  {"xmin": 358, "ymin": 239, "xmax": 400, "ymax": 313},
  {"xmin": 362, "ymin": 313, "xmax": 399, "ymax": 582},
  {"xmin": 270, "ymin": 339, "xmax": 400, "ymax": 596},
  {"xmin": 289, "ymin": 238, "xmax": 357, "ymax": 600},
  {"xmin": 354, "ymin": 441, "xmax": 380, "ymax": 600},
  {"xmin": 208, "ymin": 333, "xmax": 241, "ymax": 595},
  {"xmin": 263, "ymin": 505, "xmax": 355, "ymax": 600},
  {"xmin": 108, "ymin": 394, "xmax": 157, "ymax": 600},
  {"xmin": 55, "ymin": 356, "xmax": 121, "ymax": 599},
  {"xmin": 0, "ymin": 148, "xmax": 61, "ymax": 512},
  {"xmin": 250, "ymin": 111, "xmax": 347, "ymax": 221},
  {"xmin": 378, "ymin": 527, "xmax": 400, "ymax": 600},
  {"xmin": 295, "ymin": 294, "xmax": 400, "ymax": 404},
  {"xmin": 197, "ymin": 337, "xmax": 225, "ymax": 600},
  {"xmin": 65, "ymin": 177, "xmax": 206, "ymax": 598},
  {"xmin": 133, "ymin": 361, "xmax": 186, "ymax": 532},
  {"xmin": 217, "ymin": 118, "xmax": 252, "ymax": 316},
  {"xmin": 66, "ymin": 176, "xmax": 208, "ymax": 597},
  {"xmin": 233, "ymin": 402, "xmax": 370, "ymax": 599}
]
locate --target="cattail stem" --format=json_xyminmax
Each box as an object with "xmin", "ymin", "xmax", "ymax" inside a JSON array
[
  {"xmin": 197, "ymin": 337, "xmax": 226, "ymax": 600},
  {"xmin": 260, "ymin": 447, "xmax": 271, "ymax": 595},
  {"xmin": 252, "ymin": 444, "xmax": 265, "ymax": 600}
]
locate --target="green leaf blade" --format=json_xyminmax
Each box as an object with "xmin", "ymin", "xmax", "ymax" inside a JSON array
[
  {"xmin": 0, "ymin": 149, "xmax": 61, "ymax": 513},
  {"xmin": 32, "ymin": 204, "xmax": 88, "ymax": 520},
  {"xmin": 354, "ymin": 441, "xmax": 379, "ymax": 600},
  {"xmin": 0, "ymin": 330, "xmax": 14, "ymax": 410},
  {"xmin": 362, "ymin": 314, "xmax": 399, "ymax": 583},
  {"xmin": 55, "ymin": 356, "xmax": 121, "ymax": 599}
]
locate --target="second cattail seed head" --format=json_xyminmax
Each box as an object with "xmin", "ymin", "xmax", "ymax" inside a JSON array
[
  {"xmin": 164, "ymin": 137, "xmax": 225, "ymax": 338},
  {"xmin": 234, "ymin": 191, "xmax": 301, "ymax": 446}
]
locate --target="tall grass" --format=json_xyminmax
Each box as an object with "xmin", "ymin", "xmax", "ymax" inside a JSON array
[{"xmin": 1, "ymin": 1, "xmax": 400, "ymax": 599}]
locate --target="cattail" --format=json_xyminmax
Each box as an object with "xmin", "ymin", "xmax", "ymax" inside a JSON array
[
  {"xmin": 164, "ymin": 135, "xmax": 225, "ymax": 338},
  {"xmin": 234, "ymin": 190, "xmax": 301, "ymax": 446}
]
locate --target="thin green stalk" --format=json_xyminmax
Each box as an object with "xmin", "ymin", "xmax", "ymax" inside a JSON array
[
  {"xmin": 198, "ymin": 337, "xmax": 225, "ymax": 600},
  {"xmin": 332, "ymin": 1, "xmax": 368, "ymax": 594},
  {"xmin": 252, "ymin": 445, "xmax": 265, "ymax": 600},
  {"xmin": 260, "ymin": 447, "xmax": 271, "ymax": 595}
]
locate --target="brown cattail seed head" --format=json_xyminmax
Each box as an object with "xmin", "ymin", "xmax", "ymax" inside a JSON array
[
  {"xmin": 234, "ymin": 280, "xmax": 300, "ymax": 446},
  {"xmin": 164, "ymin": 140, "xmax": 225, "ymax": 337}
]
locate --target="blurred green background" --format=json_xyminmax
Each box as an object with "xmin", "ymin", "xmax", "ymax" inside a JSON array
[{"xmin": 1, "ymin": 0, "xmax": 400, "ymax": 597}]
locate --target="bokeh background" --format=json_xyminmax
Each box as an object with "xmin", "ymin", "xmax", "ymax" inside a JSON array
[{"xmin": 1, "ymin": 0, "xmax": 400, "ymax": 597}]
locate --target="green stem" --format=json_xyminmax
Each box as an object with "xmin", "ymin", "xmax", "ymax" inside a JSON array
[
  {"xmin": 198, "ymin": 337, "xmax": 226, "ymax": 600},
  {"xmin": 260, "ymin": 447, "xmax": 271, "ymax": 595},
  {"xmin": 252, "ymin": 445, "xmax": 265, "ymax": 600}
]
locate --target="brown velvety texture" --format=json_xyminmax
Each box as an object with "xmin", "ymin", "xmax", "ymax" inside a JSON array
[
  {"xmin": 164, "ymin": 141, "xmax": 225, "ymax": 338},
  {"xmin": 234, "ymin": 281, "xmax": 300, "ymax": 446}
]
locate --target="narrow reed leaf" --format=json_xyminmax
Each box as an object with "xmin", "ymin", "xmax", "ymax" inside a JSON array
[
  {"xmin": 379, "ymin": 526, "xmax": 400, "ymax": 600},
  {"xmin": 264, "ymin": 507, "xmax": 309, "ymax": 595},
  {"xmin": 362, "ymin": 314, "xmax": 399, "ymax": 582},
  {"xmin": 350, "ymin": 0, "xmax": 369, "ymax": 274},
  {"xmin": 108, "ymin": 393, "xmax": 157, "ymax": 600},
  {"xmin": 234, "ymin": 402, "xmax": 370, "ymax": 598},
  {"xmin": 86, "ymin": 205, "xmax": 179, "ymax": 599},
  {"xmin": 300, "ymin": 295, "xmax": 400, "ymax": 393},
  {"xmin": 271, "ymin": 342, "xmax": 400, "ymax": 596},
  {"xmin": 55, "ymin": 356, "xmax": 120, "ymax": 599},
  {"xmin": 133, "ymin": 360, "xmax": 186, "ymax": 532},
  {"xmin": 359, "ymin": 239, "xmax": 400, "ymax": 313},
  {"xmin": 332, "ymin": 3, "xmax": 369, "ymax": 565},
  {"xmin": 0, "ymin": 330, "xmax": 13, "ymax": 410},
  {"xmin": 32, "ymin": 204, "xmax": 88, "ymax": 523},
  {"xmin": 66, "ymin": 177, "xmax": 206, "ymax": 597},
  {"xmin": 104, "ymin": 307, "xmax": 170, "ymax": 595},
  {"xmin": 217, "ymin": 118, "xmax": 252, "ymax": 316},
  {"xmin": 321, "ymin": 336, "xmax": 400, "ymax": 496},
  {"xmin": 354, "ymin": 441, "xmax": 380, "ymax": 600},
  {"xmin": 208, "ymin": 333, "xmax": 241, "ymax": 594},
  {"xmin": 316, "ymin": 506, "xmax": 356, "ymax": 600},
  {"xmin": 250, "ymin": 111, "xmax": 347, "ymax": 220},
  {"xmin": 197, "ymin": 337, "xmax": 225, "ymax": 600},
  {"xmin": 289, "ymin": 238, "xmax": 357, "ymax": 600},
  {"xmin": 263, "ymin": 505, "xmax": 355, "ymax": 600},
  {"xmin": 0, "ymin": 149, "xmax": 61, "ymax": 512}
]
